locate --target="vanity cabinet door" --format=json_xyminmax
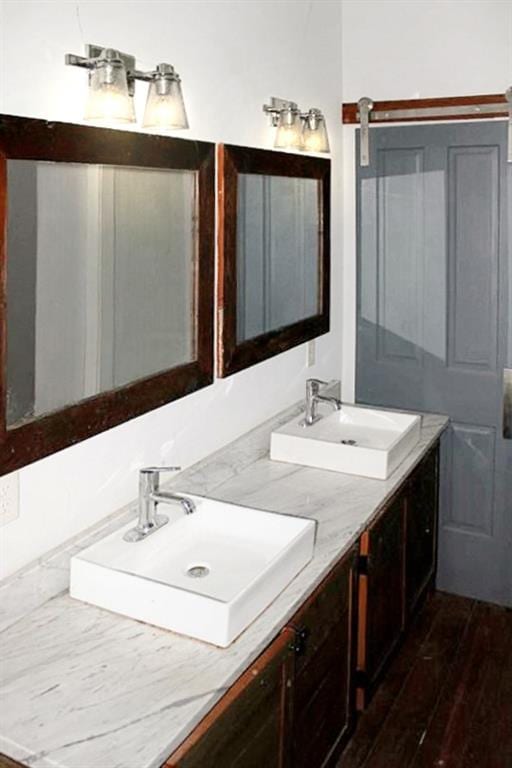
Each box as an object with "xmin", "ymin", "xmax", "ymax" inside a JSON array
[
  {"xmin": 286, "ymin": 545, "xmax": 359, "ymax": 768},
  {"xmin": 165, "ymin": 628, "xmax": 294, "ymax": 768},
  {"xmin": 405, "ymin": 444, "xmax": 439, "ymax": 615},
  {"xmin": 357, "ymin": 493, "xmax": 405, "ymax": 709}
]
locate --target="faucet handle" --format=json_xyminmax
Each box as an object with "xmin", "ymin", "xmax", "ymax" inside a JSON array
[
  {"xmin": 306, "ymin": 378, "xmax": 328, "ymax": 395},
  {"xmin": 139, "ymin": 466, "xmax": 181, "ymax": 493}
]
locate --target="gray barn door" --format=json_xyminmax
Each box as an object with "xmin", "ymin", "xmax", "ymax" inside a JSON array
[{"xmin": 356, "ymin": 121, "xmax": 511, "ymax": 606}]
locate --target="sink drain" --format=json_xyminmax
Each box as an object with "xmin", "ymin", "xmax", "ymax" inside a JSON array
[
  {"xmin": 340, "ymin": 439, "xmax": 357, "ymax": 446},
  {"xmin": 186, "ymin": 564, "xmax": 210, "ymax": 578}
]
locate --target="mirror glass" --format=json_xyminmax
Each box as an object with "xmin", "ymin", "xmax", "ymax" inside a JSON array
[
  {"xmin": 236, "ymin": 174, "xmax": 321, "ymax": 342},
  {"xmin": 6, "ymin": 160, "xmax": 197, "ymax": 428}
]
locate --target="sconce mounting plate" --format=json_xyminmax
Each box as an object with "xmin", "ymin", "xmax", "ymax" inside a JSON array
[{"xmin": 85, "ymin": 44, "xmax": 136, "ymax": 73}]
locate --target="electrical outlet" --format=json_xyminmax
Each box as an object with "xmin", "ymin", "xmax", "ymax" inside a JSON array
[
  {"xmin": 0, "ymin": 473, "xmax": 19, "ymax": 526},
  {"xmin": 307, "ymin": 339, "xmax": 316, "ymax": 367}
]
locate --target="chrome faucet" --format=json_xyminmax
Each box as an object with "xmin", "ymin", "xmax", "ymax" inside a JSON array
[
  {"xmin": 303, "ymin": 378, "xmax": 342, "ymax": 426},
  {"xmin": 123, "ymin": 466, "xmax": 196, "ymax": 543}
]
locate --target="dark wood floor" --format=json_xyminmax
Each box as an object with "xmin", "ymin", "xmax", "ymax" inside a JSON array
[{"xmin": 338, "ymin": 591, "xmax": 512, "ymax": 768}]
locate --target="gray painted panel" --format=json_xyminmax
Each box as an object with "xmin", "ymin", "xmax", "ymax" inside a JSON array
[
  {"xmin": 447, "ymin": 146, "xmax": 499, "ymax": 370},
  {"xmin": 377, "ymin": 148, "xmax": 424, "ymax": 363},
  {"xmin": 445, "ymin": 423, "xmax": 495, "ymax": 536},
  {"xmin": 356, "ymin": 121, "xmax": 511, "ymax": 606}
]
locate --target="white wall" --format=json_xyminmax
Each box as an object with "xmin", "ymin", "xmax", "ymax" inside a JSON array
[
  {"xmin": 341, "ymin": 0, "xmax": 512, "ymax": 400},
  {"xmin": 0, "ymin": 0, "xmax": 344, "ymax": 578}
]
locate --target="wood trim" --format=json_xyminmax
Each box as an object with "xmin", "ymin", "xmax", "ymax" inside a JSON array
[
  {"xmin": 345, "ymin": 548, "xmax": 360, "ymax": 748},
  {"xmin": 342, "ymin": 93, "xmax": 508, "ymax": 124},
  {"xmin": 355, "ymin": 685, "xmax": 365, "ymax": 713},
  {"xmin": 0, "ymin": 114, "xmax": 211, "ymax": 168},
  {"xmin": 0, "ymin": 114, "xmax": 215, "ymax": 476},
  {"xmin": 357, "ymin": 531, "xmax": 369, "ymax": 673},
  {"xmin": 0, "ymin": 755, "xmax": 27, "ymax": 768},
  {"xmin": 217, "ymin": 143, "xmax": 331, "ymax": 378},
  {"xmin": 164, "ymin": 627, "xmax": 294, "ymax": 767},
  {"xmin": 0, "ymin": 152, "xmax": 7, "ymax": 443},
  {"xmin": 216, "ymin": 142, "xmax": 227, "ymax": 375},
  {"xmin": 219, "ymin": 316, "xmax": 330, "ymax": 377},
  {"xmin": 357, "ymin": 531, "xmax": 369, "ymax": 711}
]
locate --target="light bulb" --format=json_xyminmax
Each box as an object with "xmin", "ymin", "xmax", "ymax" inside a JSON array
[
  {"xmin": 301, "ymin": 110, "xmax": 330, "ymax": 153},
  {"xmin": 142, "ymin": 65, "xmax": 189, "ymax": 131},
  {"xmin": 84, "ymin": 49, "xmax": 135, "ymax": 125},
  {"xmin": 274, "ymin": 106, "xmax": 302, "ymax": 150}
]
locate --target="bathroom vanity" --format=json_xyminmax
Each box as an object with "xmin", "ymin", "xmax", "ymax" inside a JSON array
[
  {"xmin": 0, "ymin": 404, "xmax": 447, "ymax": 768},
  {"xmin": 166, "ymin": 443, "xmax": 439, "ymax": 767}
]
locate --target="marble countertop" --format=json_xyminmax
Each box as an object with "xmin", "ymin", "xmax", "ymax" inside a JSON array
[{"xmin": 0, "ymin": 403, "xmax": 448, "ymax": 768}]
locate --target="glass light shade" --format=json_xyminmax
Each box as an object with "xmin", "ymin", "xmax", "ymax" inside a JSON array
[
  {"xmin": 274, "ymin": 109, "xmax": 303, "ymax": 150},
  {"xmin": 84, "ymin": 61, "xmax": 135, "ymax": 124},
  {"xmin": 302, "ymin": 113, "xmax": 330, "ymax": 153},
  {"xmin": 142, "ymin": 77, "xmax": 189, "ymax": 131}
]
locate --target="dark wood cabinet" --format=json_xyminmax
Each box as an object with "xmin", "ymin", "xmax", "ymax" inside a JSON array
[
  {"xmin": 405, "ymin": 445, "xmax": 439, "ymax": 615},
  {"xmin": 356, "ymin": 441, "xmax": 440, "ymax": 710},
  {"xmin": 166, "ymin": 628, "xmax": 295, "ymax": 768},
  {"xmin": 166, "ymin": 442, "xmax": 441, "ymax": 763},
  {"xmin": 356, "ymin": 492, "xmax": 406, "ymax": 709},
  {"xmin": 286, "ymin": 545, "xmax": 359, "ymax": 768},
  {"xmin": 167, "ymin": 545, "xmax": 359, "ymax": 768}
]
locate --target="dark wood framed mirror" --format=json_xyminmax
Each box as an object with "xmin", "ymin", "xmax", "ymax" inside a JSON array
[
  {"xmin": 217, "ymin": 144, "xmax": 330, "ymax": 377},
  {"xmin": 0, "ymin": 115, "xmax": 215, "ymax": 475}
]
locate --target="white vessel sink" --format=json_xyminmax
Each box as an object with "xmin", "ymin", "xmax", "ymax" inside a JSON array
[
  {"xmin": 271, "ymin": 405, "xmax": 421, "ymax": 480},
  {"xmin": 70, "ymin": 495, "xmax": 315, "ymax": 647}
]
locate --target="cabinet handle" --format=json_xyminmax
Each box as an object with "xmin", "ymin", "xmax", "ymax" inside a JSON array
[{"xmin": 289, "ymin": 626, "xmax": 309, "ymax": 655}]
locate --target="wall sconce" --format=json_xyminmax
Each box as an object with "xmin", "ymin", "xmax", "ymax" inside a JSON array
[
  {"xmin": 81, "ymin": 48, "xmax": 136, "ymax": 124},
  {"xmin": 263, "ymin": 97, "xmax": 330, "ymax": 153},
  {"xmin": 142, "ymin": 64, "xmax": 189, "ymax": 131},
  {"xmin": 264, "ymin": 98, "xmax": 302, "ymax": 150},
  {"xmin": 302, "ymin": 108, "xmax": 330, "ymax": 153},
  {"xmin": 65, "ymin": 44, "xmax": 188, "ymax": 131}
]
